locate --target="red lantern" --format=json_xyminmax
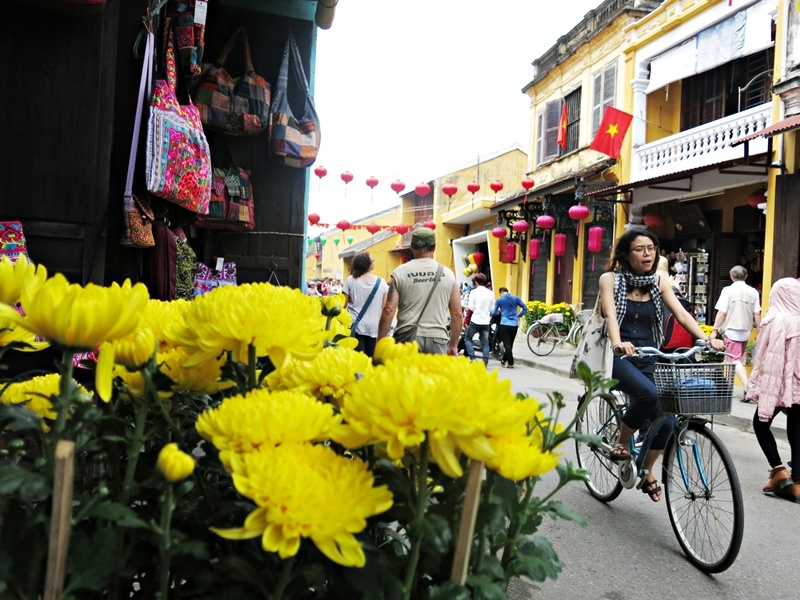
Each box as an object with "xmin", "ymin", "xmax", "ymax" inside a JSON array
[
  {"xmin": 642, "ymin": 210, "xmax": 663, "ymax": 228},
  {"xmin": 505, "ymin": 241, "xmax": 517, "ymax": 262},
  {"xmin": 492, "ymin": 226, "xmax": 507, "ymax": 239},
  {"xmin": 391, "ymin": 179, "xmax": 406, "ymax": 195},
  {"xmin": 314, "ymin": 252, "xmax": 321, "ymax": 260},
  {"xmin": 748, "ymin": 188, "xmax": 767, "ymax": 208},
  {"xmin": 467, "ymin": 181, "xmax": 481, "ymax": 195},
  {"xmin": 337, "ymin": 220, "xmax": 351, "ymax": 231},
  {"xmin": 308, "ymin": 213, "xmax": 321, "ymax": 226},
  {"xmin": 512, "ymin": 220, "xmax": 529, "ymax": 233},
  {"xmin": 341, "ymin": 171, "xmax": 353, "ymax": 184},
  {"xmin": 568, "ymin": 204, "xmax": 591, "ymax": 235},
  {"xmin": 521, "ymin": 177, "xmax": 535, "ymax": 190},
  {"xmin": 588, "ymin": 226, "xmax": 603, "ymax": 271},
  {"xmin": 422, "ymin": 220, "xmax": 436, "ymax": 230},
  {"xmin": 314, "ymin": 166, "xmax": 327, "ymax": 179},
  {"xmin": 366, "ymin": 176, "xmax": 379, "ymax": 189},
  {"xmin": 529, "ymin": 238, "xmax": 541, "ymax": 261},
  {"xmin": 536, "ymin": 214, "xmax": 555, "ymax": 241},
  {"xmin": 472, "ymin": 251, "xmax": 485, "ymax": 266},
  {"xmin": 366, "ymin": 223, "xmax": 380, "ymax": 235},
  {"xmin": 490, "ymin": 180, "xmax": 504, "ymax": 193},
  {"xmin": 554, "ymin": 233, "xmax": 567, "ymax": 275},
  {"xmin": 395, "ymin": 223, "xmax": 410, "ymax": 235},
  {"xmin": 442, "ymin": 182, "xmax": 458, "ymax": 198},
  {"xmin": 415, "ymin": 182, "xmax": 431, "ymax": 197}
]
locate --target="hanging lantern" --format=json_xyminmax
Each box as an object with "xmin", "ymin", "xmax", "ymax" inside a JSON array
[
  {"xmin": 366, "ymin": 176, "xmax": 379, "ymax": 189},
  {"xmin": 512, "ymin": 220, "xmax": 529, "ymax": 233},
  {"xmin": 748, "ymin": 188, "xmax": 767, "ymax": 208},
  {"xmin": 319, "ymin": 237, "xmax": 328, "ymax": 246},
  {"xmin": 642, "ymin": 210, "xmax": 663, "ymax": 228},
  {"xmin": 492, "ymin": 226, "xmax": 507, "ymax": 239},
  {"xmin": 391, "ymin": 179, "xmax": 406, "ymax": 195},
  {"xmin": 307, "ymin": 237, "xmax": 314, "ymax": 246},
  {"xmin": 529, "ymin": 237, "xmax": 541, "ymax": 275},
  {"xmin": 308, "ymin": 213, "xmax": 321, "ymax": 226},
  {"xmin": 536, "ymin": 214, "xmax": 555, "ymax": 241},
  {"xmin": 568, "ymin": 204, "xmax": 591, "ymax": 234},
  {"xmin": 314, "ymin": 252, "xmax": 321, "ymax": 260},
  {"xmin": 588, "ymin": 226, "xmax": 603, "ymax": 271},
  {"xmin": 340, "ymin": 171, "xmax": 353, "ymax": 184},
  {"xmin": 521, "ymin": 177, "xmax": 535, "ymax": 191},
  {"xmin": 467, "ymin": 181, "xmax": 481, "ymax": 195},
  {"xmin": 314, "ymin": 165, "xmax": 327, "ymax": 179},
  {"xmin": 505, "ymin": 241, "xmax": 517, "ymax": 262},
  {"xmin": 554, "ymin": 233, "xmax": 567, "ymax": 275},
  {"xmin": 337, "ymin": 220, "xmax": 351, "ymax": 231},
  {"xmin": 442, "ymin": 182, "xmax": 458, "ymax": 199},
  {"xmin": 395, "ymin": 223, "xmax": 411, "ymax": 235},
  {"xmin": 333, "ymin": 238, "xmax": 340, "ymax": 246},
  {"xmin": 490, "ymin": 180, "xmax": 504, "ymax": 204},
  {"xmin": 472, "ymin": 251, "xmax": 484, "ymax": 266},
  {"xmin": 415, "ymin": 182, "xmax": 431, "ymax": 197},
  {"xmin": 422, "ymin": 220, "xmax": 436, "ymax": 230},
  {"xmin": 346, "ymin": 236, "xmax": 354, "ymax": 245},
  {"xmin": 366, "ymin": 223, "xmax": 380, "ymax": 235}
]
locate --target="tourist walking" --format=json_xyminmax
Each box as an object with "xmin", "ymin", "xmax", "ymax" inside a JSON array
[
  {"xmin": 493, "ymin": 287, "xmax": 527, "ymax": 368},
  {"xmin": 342, "ymin": 252, "xmax": 389, "ymax": 357},
  {"xmin": 463, "ymin": 273, "xmax": 495, "ymax": 365}
]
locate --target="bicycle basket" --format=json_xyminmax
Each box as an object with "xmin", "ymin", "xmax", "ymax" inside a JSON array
[{"xmin": 653, "ymin": 362, "xmax": 735, "ymax": 414}]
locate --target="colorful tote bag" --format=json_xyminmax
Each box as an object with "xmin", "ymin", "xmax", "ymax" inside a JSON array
[
  {"xmin": 146, "ymin": 31, "xmax": 212, "ymax": 214},
  {"xmin": 0, "ymin": 221, "xmax": 28, "ymax": 263},
  {"xmin": 193, "ymin": 261, "xmax": 237, "ymax": 296},
  {"xmin": 164, "ymin": 0, "xmax": 205, "ymax": 79},
  {"xmin": 195, "ymin": 167, "xmax": 255, "ymax": 231},
  {"xmin": 269, "ymin": 32, "xmax": 320, "ymax": 168},
  {"xmin": 192, "ymin": 27, "xmax": 271, "ymax": 135}
]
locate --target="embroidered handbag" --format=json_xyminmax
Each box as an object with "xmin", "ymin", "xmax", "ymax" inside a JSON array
[
  {"xmin": 569, "ymin": 294, "xmax": 613, "ymax": 380},
  {"xmin": 0, "ymin": 221, "xmax": 28, "ymax": 263},
  {"xmin": 195, "ymin": 166, "xmax": 255, "ymax": 231},
  {"xmin": 269, "ymin": 32, "xmax": 321, "ymax": 168},
  {"xmin": 192, "ymin": 27, "xmax": 271, "ymax": 135},
  {"xmin": 193, "ymin": 260, "xmax": 237, "ymax": 296},
  {"xmin": 164, "ymin": 0, "xmax": 205, "ymax": 80},
  {"xmin": 146, "ymin": 31, "xmax": 212, "ymax": 214}
]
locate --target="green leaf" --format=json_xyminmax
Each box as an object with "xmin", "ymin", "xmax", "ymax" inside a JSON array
[
  {"xmin": 428, "ymin": 582, "xmax": 471, "ymax": 600},
  {"xmin": 509, "ymin": 536, "xmax": 563, "ymax": 582},
  {"xmin": 537, "ymin": 500, "xmax": 588, "ymax": 527},
  {"xmin": 466, "ymin": 573, "xmax": 507, "ymax": 600},
  {"xmin": 0, "ymin": 403, "xmax": 43, "ymax": 432},
  {"xmin": 172, "ymin": 540, "xmax": 210, "ymax": 560},
  {"xmin": 416, "ymin": 513, "xmax": 452, "ymax": 554},
  {"xmin": 81, "ymin": 501, "xmax": 150, "ymax": 529},
  {"xmin": 0, "ymin": 464, "xmax": 50, "ymax": 502},
  {"xmin": 65, "ymin": 527, "xmax": 123, "ymax": 593}
]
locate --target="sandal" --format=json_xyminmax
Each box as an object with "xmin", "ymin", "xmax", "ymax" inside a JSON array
[
  {"xmin": 609, "ymin": 444, "xmax": 631, "ymax": 462},
  {"xmin": 641, "ymin": 477, "xmax": 662, "ymax": 502}
]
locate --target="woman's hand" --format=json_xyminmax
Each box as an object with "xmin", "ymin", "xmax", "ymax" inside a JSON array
[
  {"xmin": 707, "ymin": 337, "xmax": 725, "ymax": 352},
  {"xmin": 612, "ymin": 341, "xmax": 636, "ymax": 356}
]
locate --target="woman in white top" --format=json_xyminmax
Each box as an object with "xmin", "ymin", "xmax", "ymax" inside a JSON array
[{"xmin": 342, "ymin": 253, "xmax": 389, "ymax": 357}]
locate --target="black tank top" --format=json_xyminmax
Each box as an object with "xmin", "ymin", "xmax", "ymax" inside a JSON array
[{"xmin": 619, "ymin": 299, "xmax": 657, "ymax": 347}]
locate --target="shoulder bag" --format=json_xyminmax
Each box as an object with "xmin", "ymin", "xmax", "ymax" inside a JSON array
[
  {"xmin": 195, "ymin": 143, "xmax": 256, "ymax": 231},
  {"xmin": 269, "ymin": 31, "xmax": 321, "ymax": 168},
  {"xmin": 146, "ymin": 30, "xmax": 212, "ymax": 214},
  {"xmin": 569, "ymin": 293, "xmax": 613, "ymax": 380},
  {"xmin": 350, "ymin": 278, "xmax": 382, "ymax": 337},
  {"xmin": 192, "ymin": 27, "xmax": 271, "ymax": 135}
]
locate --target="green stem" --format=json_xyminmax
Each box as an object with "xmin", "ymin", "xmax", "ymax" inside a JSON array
[
  {"xmin": 272, "ymin": 556, "xmax": 294, "ymax": 600},
  {"xmin": 158, "ymin": 485, "xmax": 175, "ymax": 600},
  {"xmin": 247, "ymin": 343, "xmax": 257, "ymax": 392},
  {"xmin": 500, "ymin": 478, "xmax": 535, "ymax": 575},
  {"xmin": 402, "ymin": 435, "xmax": 430, "ymax": 600},
  {"xmin": 121, "ymin": 398, "xmax": 148, "ymax": 505},
  {"xmin": 54, "ymin": 349, "xmax": 76, "ymax": 436}
]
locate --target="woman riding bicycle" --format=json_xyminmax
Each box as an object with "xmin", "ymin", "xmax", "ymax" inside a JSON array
[{"xmin": 600, "ymin": 228, "xmax": 724, "ymax": 502}]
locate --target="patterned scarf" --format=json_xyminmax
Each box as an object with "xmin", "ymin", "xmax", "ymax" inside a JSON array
[{"xmin": 614, "ymin": 270, "xmax": 663, "ymax": 347}]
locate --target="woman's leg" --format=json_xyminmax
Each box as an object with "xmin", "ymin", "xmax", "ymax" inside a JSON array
[
  {"xmin": 753, "ymin": 407, "xmax": 782, "ymax": 468},
  {"xmin": 611, "ymin": 357, "xmax": 659, "ymax": 434},
  {"xmin": 786, "ymin": 405, "xmax": 800, "ymax": 483}
]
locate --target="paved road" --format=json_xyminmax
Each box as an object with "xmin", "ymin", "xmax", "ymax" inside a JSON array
[{"xmin": 488, "ymin": 361, "xmax": 798, "ymax": 600}]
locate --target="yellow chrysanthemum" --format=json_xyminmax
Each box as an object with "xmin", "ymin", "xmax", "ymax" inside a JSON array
[
  {"xmin": 114, "ymin": 365, "xmax": 174, "ymax": 402},
  {"xmin": 373, "ymin": 337, "xmax": 421, "ymax": 364},
  {"xmin": 320, "ymin": 293, "xmax": 346, "ymax": 316},
  {"xmin": 195, "ymin": 388, "xmax": 341, "ymax": 469},
  {"xmin": 0, "ymin": 274, "xmax": 149, "ymax": 350},
  {"xmin": 142, "ymin": 299, "xmax": 190, "ymax": 350},
  {"xmin": 213, "ymin": 443, "xmax": 392, "ymax": 567},
  {"xmin": 486, "ymin": 426, "xmax": 560, "ymax": 481},
  {"xmin": 157, "ymin": 443, "xmax": 195, "ymax": 483},
  {"xmin": 0, "ymin": 255, "xmax": 47, "ymax": 306},
  {"xmin": 265, "ymin": 346, "xmax": 373, "ymax": 407},
  {"xmin": 334, "ymin": 354, "xmax": 541, "ymax": 478},
  {"xmin": 158, "ymin": 346, "xmax": 234, "ymax": 395},
  {"xmin": 173, "ymin": 283, "xmax": 327, "ymax": 369},
  {"xmin": 0, "ymin": 316, "xmax": 49, "ymax": 351},
  {"xmin": 111, "ymin": 327, "xmax": 156, "ymax": 370},
  {"xmin": 0, "ymin": 373, "xmax": 90, "ymax": 431}
]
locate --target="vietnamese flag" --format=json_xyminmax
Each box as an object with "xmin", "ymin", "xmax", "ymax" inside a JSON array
[
  {"xmin": 557, "ymin": 102, "xmax": 568, "ymax": 150},
  {"xmin": 589, "ymin": 106, "xmax": 633, "ymax": 159}
]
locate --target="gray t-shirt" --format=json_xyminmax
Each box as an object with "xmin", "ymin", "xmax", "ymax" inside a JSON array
[
  {"xmin": 343, "ymin": 275, "xmax": 389, "ymax": 337},
  {"xmin": 391, "ymin": 258, "xmax": 457, "ymax": 341}
]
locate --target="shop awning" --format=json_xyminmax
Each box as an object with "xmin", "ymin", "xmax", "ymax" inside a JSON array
[{"xmin": 731, "ymin": 114, "xmax": 800, "ymax": 146}]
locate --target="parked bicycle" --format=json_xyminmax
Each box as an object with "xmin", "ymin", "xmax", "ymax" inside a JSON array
[
  {"xmin": 575, "ymin": 344, "xmax": 743, "ymax": 573},
  {"xmin": 526, "ymin": 307, "xmax": 592, "ymax": 356}
]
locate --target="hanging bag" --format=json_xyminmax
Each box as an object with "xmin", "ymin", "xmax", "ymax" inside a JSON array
[
  {"xmin": 122, "ymin": 26, "xmax": 156, "ymax": 249},
  {"xmin": 569, "ymin": 293, "xmax": 613, "ymax": 380},
  {"xmin": 146, "ymin": 29, "xmax": 212, "ymax": 214},
  {"xmin": 192, "ymin": 27, "xmax": 271, "ymax": 135},
  {"xmin": 195, "ymin": 160, "xmax": 256, "ymax": 231},
  {"xmin": 269, "ymin": 31, "xmax": 321, "ymax": 168}
]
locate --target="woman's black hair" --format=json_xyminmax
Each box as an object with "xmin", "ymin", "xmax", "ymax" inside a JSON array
[
  {"xmin": 351, "ymin": 253, "xmax": 372, "ymax": 278},
  {"xmin": 605, "ymin": 227, "xmax": 659, "ymax": 275}
]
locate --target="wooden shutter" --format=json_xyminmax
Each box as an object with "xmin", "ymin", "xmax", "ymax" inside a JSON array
[{"xmin": 544, "ymin": 100, "xmax": 560, "ymax": 160}]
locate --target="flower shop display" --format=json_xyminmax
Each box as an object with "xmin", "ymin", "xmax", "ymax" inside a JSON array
[{"xmin": 0, "ymin": 254, "xmax": 609, "ymax": 599}]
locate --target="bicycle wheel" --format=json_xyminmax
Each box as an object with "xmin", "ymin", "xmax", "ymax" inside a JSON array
[
  {"xmin": 526, "ymin": 323, "xmax": 557, "ymax": 356},
  {"xmin": 567, "ymin": 323, "xmax": 583, "ymax": 346},
  {"xmin": 663, "ymin": 422, "xmax": 744, "ymax": 573},
  {"xmin": 575, "ymin": 394, "xmax": 624, "ymax": 502}
]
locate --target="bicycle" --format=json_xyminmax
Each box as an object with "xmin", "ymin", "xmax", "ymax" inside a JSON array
[
  {"xmin": 574, "ymin": 344, "xmax": 744, "ymax": 573},
  {"xmin": 526, "ymin": 306, "xmax": 593, "ymax": 356}
]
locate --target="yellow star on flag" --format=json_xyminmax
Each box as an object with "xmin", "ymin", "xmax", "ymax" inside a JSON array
[{"xmin": 605, "ymin": 123, "xmax": 620, "ymax": 138}]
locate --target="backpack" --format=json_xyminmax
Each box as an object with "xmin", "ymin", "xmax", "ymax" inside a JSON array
[{"xmin": 661, "ymin": 293, "xmax": 695, "ymax": 350}]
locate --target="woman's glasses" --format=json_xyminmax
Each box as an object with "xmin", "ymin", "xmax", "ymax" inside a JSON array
[{"xmin": 630, "ymin": 245, "xmax": 657, "ymax": 255}]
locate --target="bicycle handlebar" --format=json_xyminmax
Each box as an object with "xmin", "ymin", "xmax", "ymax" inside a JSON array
[{"xmin": 620, "ymin": 340, "xmax": 729, "ymax": 361}]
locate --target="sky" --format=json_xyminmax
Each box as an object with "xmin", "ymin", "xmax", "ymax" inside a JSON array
[{"xmin": 308, "ymin": 0, "xmax": 602, "ymax": 229}]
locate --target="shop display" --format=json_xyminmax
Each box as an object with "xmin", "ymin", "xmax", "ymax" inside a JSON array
[{"xmin": 674, "ymin": 250, "xmax": 709, "ymax": 324}]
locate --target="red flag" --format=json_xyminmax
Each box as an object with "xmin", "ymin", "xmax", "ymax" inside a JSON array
[
  {"xmin": 557, "ymin": 102, "xmax": 568, "ymax": 150},
  {"xmin": 589, "ymin": 106, "xmax": 633, "ymax": 159}
]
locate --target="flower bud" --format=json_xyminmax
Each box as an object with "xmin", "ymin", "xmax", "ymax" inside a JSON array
[{"xmin": 156, "ymin": 443, "xmax": 195, "ymax": 483}]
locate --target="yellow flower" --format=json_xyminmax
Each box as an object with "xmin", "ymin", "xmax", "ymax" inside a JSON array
[
  {"xmin": 112, "ymin": 327, "xmax": 156, "ymax": 370},
  {"xmin": 265, "ymin": 346, "xmax": 373, "ymax": 407},
  {"xmin": 0, "ymin": 255, "xmax": 47, "ymax": 306},
  {"xmin": 142, "ymin": 299, "xmax": 189, "ymax": 351},
  {"xmin": 0, "ymin": 373, "xmax": 90, "ymax": 431},
  {"xmin": 113, "ymin": 365, "xmax": 174, "ymax": 402},
  {"xmin": 320, "ymin": 293, "xmax": 346, "ymax": 317},
  {"xmin": 0, "ymin": 316, "xmax": 49, "ymax": 351},
  {"xmin": 334, "ymin": 354, "xmax": 539, "ymax": 478},
  {"xmin": 373, "ymin": 337, "xmax": 420, "ymax": 364},
  {"xmin": 159, "ymin": 346, "xmax": 234, "ymax": 395},
  {"xmin": 212, "ymin": 443, "xmax": 392, "ymax": 567},
  {"xmin": 157, "ymin": 443, "xmax": 195, "ymax": 483},
  {"xmin": 195, "ymin": 388, "xmax": 341, "ymax": 469},
  {"xmin": 174, "ymin": 283, "xmax": 327, "ymax": 369},
  {"xmin": 486, "ymin": 427, "xmax": 560, "ymax": 481}
]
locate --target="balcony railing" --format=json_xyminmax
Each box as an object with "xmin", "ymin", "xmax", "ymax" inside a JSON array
[{"xmin": 631, "ymin": 104, "xmax": 771, "ymax": 182}]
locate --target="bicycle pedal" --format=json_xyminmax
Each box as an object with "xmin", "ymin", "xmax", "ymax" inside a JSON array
[{"xmin": 634, "ymin": 470, "xmax": 650, "ymax": 490}]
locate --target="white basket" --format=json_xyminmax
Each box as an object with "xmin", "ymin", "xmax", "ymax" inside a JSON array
[
  {"xmin": 653, "ymin": 362, "xmax": 735, "ymax": 414},
  {"xmin": 540, "ymin": 313, "xmax": 564, "ymax": 325}
]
